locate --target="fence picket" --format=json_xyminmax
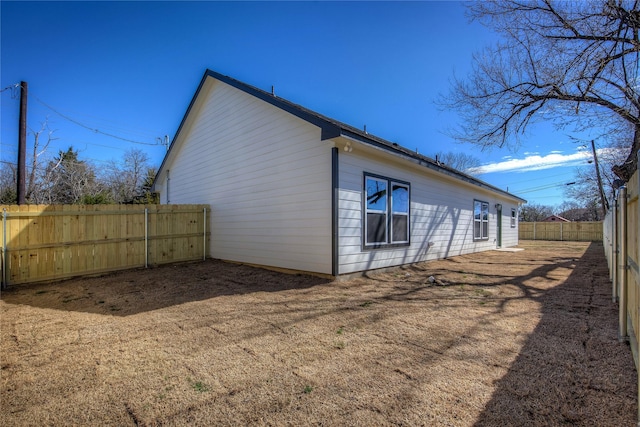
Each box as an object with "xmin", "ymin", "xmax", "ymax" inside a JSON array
[
  {"xmin": 603, "ymin": 162, "xmax": 640, "ymax": 424},
  {"xmin": 0, "ymin": 204, "xmax": 210, "ymax": 286},
  {"xmin": 519, "ymin": 221, "xmax": 603, "ymax": 241}
]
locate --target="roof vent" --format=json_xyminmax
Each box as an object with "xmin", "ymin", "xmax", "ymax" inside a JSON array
[
  {"xmin": 364, "ymin": 124, "xmax": 368, "ymax": 134},
  {"xmin": 271, "ymin": 86, "xmax": 275, "ymax": 97}
]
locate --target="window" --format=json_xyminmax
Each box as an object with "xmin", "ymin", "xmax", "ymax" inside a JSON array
[
  {"xmin": 511, "ymin": 208, "xmax": 517, "ymax": 228},
  {"xmin": 473, "ymin": 200, "xmax": 489, "ymax": 240},
  {"xmin": 365, "ymin": 177, "xmax": 387, "ymax": 244},
  {"xmin": 364, "ymin": 174, "xmax": 410, "ymax": 247}
]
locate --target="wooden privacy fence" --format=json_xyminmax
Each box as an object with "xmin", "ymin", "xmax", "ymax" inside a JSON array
[
  {"xmin": 519, "ymin": 221, "xmax": 603, "ymax": 241},
  {"xmin": 602, "ymin": 152, "xmax": 639, "ymax": 423},
  {"xmin": 0, "ymin": 204, "xmax": 210, "ymax": 287}
]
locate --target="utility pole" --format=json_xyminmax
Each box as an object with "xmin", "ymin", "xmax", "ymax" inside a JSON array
[
  {"xmin": 17, "ymin": 81, "xmax": 27, "ymax": 205},
  {"xmin": 591, "ymin": 139, "xmax": 609, "ymax": 215}
]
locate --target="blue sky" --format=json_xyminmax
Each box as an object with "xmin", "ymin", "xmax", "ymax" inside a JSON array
[{"xmin": 1, "ymin": 1, "xmax": 601, "ymax": 207}]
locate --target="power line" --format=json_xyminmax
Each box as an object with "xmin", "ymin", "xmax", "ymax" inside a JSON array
[
  {"xmin": 33, "ymin": 96, "xmax": 166, "ymax": 147},
  {"xmin": 0, "ymin": 83, "xmax": 20, "ymax": 95},
  {"xmin": 44, "ymin": 107, "xmax": 161, "ymax": 138},
  {"xmin": 516, "ymin": 181, "xmax": 575, "ymax": 195}
]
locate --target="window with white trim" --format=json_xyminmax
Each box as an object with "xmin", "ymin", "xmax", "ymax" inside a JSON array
[
  {"xmin": 473, "ymin": 200, "xmax": 489, "ymax": 240},
  {"xmin": 364, "ymin": 174, "xmax": 410, "ymax": 247},
  {"xmin": 511, "ymin": 208, "xmax": 517, "ymax": 228}
]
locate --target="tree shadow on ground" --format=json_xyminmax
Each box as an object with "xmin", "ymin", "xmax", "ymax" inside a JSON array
[
  {"xmin": 0, "ymin": 259, "xmax": 331, "ymax": 317},
  {"xmin": 354, "ymin": 242, "xmax": 637, "ymax": 425},
  {"xmin": 472, "ymin": 242, "xmax": 637, "ymax": 426},
  {"xmin": 2, "ymin": 241, "xmax": 637, "ymax": 425},
  {"xmin": 362, "ymin": 252, "xmax": 578, "ymax": 308}
]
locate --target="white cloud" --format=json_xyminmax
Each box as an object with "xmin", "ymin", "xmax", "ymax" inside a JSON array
[{"xmin": 468, "ymin": 149, "xmax": 598, "ymax": 174}]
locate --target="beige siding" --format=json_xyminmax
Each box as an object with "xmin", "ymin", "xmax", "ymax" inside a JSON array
[
  {"xmin": 337, "ymin": 143, "xmax": 520, "ymax": 274},
  {"xmin": 157, "ymin": 79, "xmax": 333, "ymax": 274}
]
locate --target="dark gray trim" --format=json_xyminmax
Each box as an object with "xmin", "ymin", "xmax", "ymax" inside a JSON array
[
  {"xmin": 332, "ymin": 147, "xmax": 339, "ymax": 277},
  {"xmin": 154, "ymin": 68, "xmax": 527, "ymax": 205},
  {"xmin": 362, "ymin": 172, "xmax": 411, "ymax": 250},
  {"xmin": 152, "ymin": 71, "xmax": 211, "ymax": 191},
  {"xmin": 496, "ymin": 204, "xmax": 502, "ymax": 248},
  {"xmin": 204, "ymin": 70, "xmax": 343, "ymax": 141},
  {"xmin": 322, "ymin": 126, "xmax": 342, "ymax": 141},
  {"xmin": 473, "ymin": 199, "xmax": 490, "ymax": 241}
]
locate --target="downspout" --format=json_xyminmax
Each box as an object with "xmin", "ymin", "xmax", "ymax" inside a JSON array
[
  {"xmin": 166, "ymin": 170, "xmax": 170, "ymax": 204},
  {"xmin": 331, "ymin": 147, "xmax": 339, "ymax": 277},
  {"xmin": 2, "ymin": 209, "xmax": 6, "ymax": 290}
]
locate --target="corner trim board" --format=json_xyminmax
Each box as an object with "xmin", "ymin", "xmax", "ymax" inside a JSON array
[{"xmin": 332, "ymin": 147, "xmax": 339, "ymax": 276}]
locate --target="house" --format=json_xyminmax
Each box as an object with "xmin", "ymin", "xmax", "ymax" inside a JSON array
[
  {"xmin": 153, "ymin": 69, "xmax": 526, "ymax": 277},
  {"xmin": 542, "ymin": 215, "xmax": 571, "ymax": 222}
]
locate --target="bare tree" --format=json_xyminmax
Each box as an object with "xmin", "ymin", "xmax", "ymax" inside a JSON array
[
  {"xmin": 519, "ymin": 203, "xmax": 554, "ymax": 221},
  {"xmin": 26, "ymin": 119, "xmax": 57, "ymax": 201},
  {"xmin": 434, "ymin": 151, "xmax": 481, "ymax": 174},
  {"xmin": 557, "ymin": 200, "xmax": 601, "ymax": 221},
  {"xmin": 564, "ymin": 138, "xmax": 628, "ymax": 214},
  {"xmin": 443, "ymin": 0, "xmax": 640, "ymax": 181},
  {"xmin": 0, "ymin": 162, "xmax": 16, "ymax": 204},
  {"xmin": 104, "ymin": 148, "xmax": 151, "ymax": 203},
  {"xmin": 40, "ymin": 147, "xmax": 102, "ymax": 204}
]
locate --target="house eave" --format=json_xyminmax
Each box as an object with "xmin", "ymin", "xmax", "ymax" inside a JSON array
[
  {"xmin": 154, "ymin": 68, "xmax": 527, "ymax": 205},
  {"xmin": 337, "ymin": 130, "xmax": 526, "ymax": 204}
]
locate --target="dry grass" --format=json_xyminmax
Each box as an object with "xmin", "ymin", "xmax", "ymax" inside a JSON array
[{"xmin": 1, "ymin": 241, "xmax": 636, "ymax": 426}]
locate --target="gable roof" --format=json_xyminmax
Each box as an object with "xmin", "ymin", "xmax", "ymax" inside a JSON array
[{"xmin": 156, "ymin": 69, "xmax": 526, "ymax": 203}]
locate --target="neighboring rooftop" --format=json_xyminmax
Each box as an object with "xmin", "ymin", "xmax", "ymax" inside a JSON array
[{"xmin": 542, "ymin": 215, "xmax": 571, "ymax": 222}]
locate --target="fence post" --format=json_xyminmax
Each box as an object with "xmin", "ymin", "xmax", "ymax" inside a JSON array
[
  {"xmin": 144, "ymin": 208, "xmax": 148, "ymax": 268},
  {"xmin": 533, "ymin": 222, "xmax": 536, "ymax": 240},
  {"xmin": 619, "ymin": 186, "xmax": 628, "ymax": 341},
  {"xmin": 203, "ymin": 207, "xmax": 207, "ymax": 261},
  {"xmin": 613, "ymin": 198, "xmax": 618, "ymax": 301},
  {"xmin": 1, "ymin": 209, "xmax": 6, "ymax": 290},
  {"xmin": 636, "ymin": 150, "xmax": 640, "ymax": 427},
  {"xmin": 560, "ymin": 222, "xmax": 563, "ymax": 241}
]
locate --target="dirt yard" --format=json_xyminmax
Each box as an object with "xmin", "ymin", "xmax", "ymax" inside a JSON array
[{"xmin": 1, "ymin": 241, "xmax": 636, "ymax": 426}]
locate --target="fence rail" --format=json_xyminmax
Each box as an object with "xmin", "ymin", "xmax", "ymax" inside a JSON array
[
  {"xmin": 603, "ymin": 152, "xmax": 640, "ymax": 424},
  {"xmin": 0, "ymin": 204, "xmax": 210, "ymax": 287},
  {"xmin": 519, "ymin": 221, "xmax": 603, "ymax": 241}
]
